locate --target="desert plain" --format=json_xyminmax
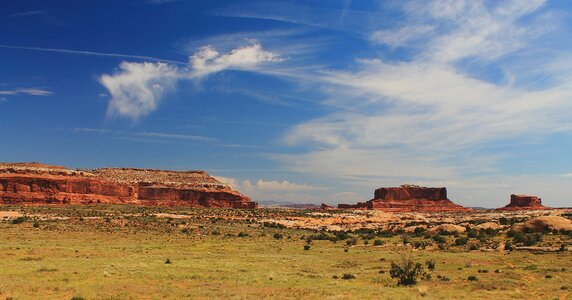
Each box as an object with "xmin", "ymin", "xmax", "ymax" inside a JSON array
[{"xmin": 0, "ymin": 204, "xmax": 571, "ymax": 299}]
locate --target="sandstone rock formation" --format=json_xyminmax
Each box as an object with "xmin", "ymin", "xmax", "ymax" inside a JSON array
[
  {"xmin": 0, "ymin": 162, "xmax": 256, "ymax": 208},
  {"xmin": 338, "ymin": 184, "xmax": 471, "ymax": 212},
  {"xmin": 514, "ymin": 216, "xmax": 572, "ymax": 232},
  {"xmin": 497, "ymin": 194, "xmax": 549, "ymax": 211}
]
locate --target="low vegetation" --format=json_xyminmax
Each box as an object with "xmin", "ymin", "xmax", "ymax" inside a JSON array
[{"xmin": 0, "ymin": 205, "xmax": 570, "ymax": 299}]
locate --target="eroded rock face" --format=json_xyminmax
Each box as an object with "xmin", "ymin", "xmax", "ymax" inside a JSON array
[
  {"xmin": 338, "ymin": 184, "xmax": 471, "ymax": 212},
  {"xmin": 0, "ymin": 163, "xmax": 256, "ymax": 208},
  {"xmin": 497, "ymin": 194, "xmax": 549, "ymax": 211}
]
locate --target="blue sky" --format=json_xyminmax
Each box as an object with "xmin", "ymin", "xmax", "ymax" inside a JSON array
[{"xmin": 2, "ymin": 0, "xmax": 572, "ymax": 208}]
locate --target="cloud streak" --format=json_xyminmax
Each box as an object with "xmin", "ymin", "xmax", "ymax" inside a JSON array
[
  {"xmin": 0, "ymin": 45, "xmax": 187, "ymax": 65},
  {"xmin": 0, "ymin": 88, "xmax": 52, "ymax": 97},
  {"xmin": 65, "ymin": 127, "xmax": 215, "ymax": 143}
]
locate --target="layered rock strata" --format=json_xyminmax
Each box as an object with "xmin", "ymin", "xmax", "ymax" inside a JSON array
[
  {"xmin": 0, "ymin": 162, "xmax": 256, "ymax": 208},
  {"xmin": 338, "ymin": 184, "xmax": 471, "ymax": 212},
  {"xmin": 497, "ymin": 194, "xmax": 549, "ymax": 211}
]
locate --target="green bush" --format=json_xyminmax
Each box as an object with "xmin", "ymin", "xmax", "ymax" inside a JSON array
[
  {"xmin": 413, "ymin": 241, "xmax": 426, "ymax": 249},
  {"xmin": 389, "ymin": 257, "xmax": 426, "ymax": 286},
  {"xmin": 11, "ymin": 217, "xmax": 27, "ymax": 224},
  {"xmin": 454, "ymin": 237, "xmax": 469, "ymax": 246},
  {"xmin": 426, "ymin": 260, "xmax": 436, "ymax": 271},
  {"xmin": 433, "ymin": 235, "xmax": 446, "ymax": 244},
  {"xmin": 412, "ymin": 227, "xmax": 427, "ymax": 237}
]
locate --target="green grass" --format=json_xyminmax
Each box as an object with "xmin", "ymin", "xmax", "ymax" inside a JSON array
[{"xmin": 0, "ymin": 206, "xmax": 570, "ymax": 299}]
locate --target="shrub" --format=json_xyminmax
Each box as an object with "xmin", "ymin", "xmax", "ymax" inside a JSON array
[
  {"xmin": 346, "ymin": 237, "xmax": 358, "ymax": 246},
  {"xmin": 342, "ymin": 273, "xmax": 356, "ymax": 280},
  {"xmin": 455, "ymin": 237, "xmax": 469, "ymax": 246},
  {"xmin": 437, "ymin": 274, "xmax": 450, "ymax": 281},
  {"xmin": 11, "ymin": 217, "xmax": 27, "ymax": 224},
  {"xmin": 560, "ymin": 243, "xmax": 568, "ymax": 252},
  {"xmin": 165, "ymin": 258, "xmax": 172, "ymax": 264},
  {"xmin": 401, "ymin": 234, "xmax": 411, "ymax": 245},
  {"xmin": 273, "ymin": 233, "xmax": 284, "ymax": 240},
  {"xmin": 467, "ymin": 275, "xmax": 478, "ymax": 281},
  {"xmin": 413, "ymin": 241, "xmax": 426, "ymax": 249},
  {"xmin": 412, "ymin": 227, "xmax": 427, "ymax": 237},
  {"xmin": 71, "ymin": 296, "xmax": 85, "ymax": 300},
  {"xmin": 426, "ymin": 260, "xmax": 436, "ymax": 271},
  {"xmin": 237, "ymin": 232, "xmax": 249, "ymax": 238},
  {"xmin": 304, "ymin": 245, "xmax": 311, "ymax": 251},
  {"xmin": 467, "ymin": 229, "xmax": 478, "ymax": 238},
  {"xmin": 335, "ymin": 231, "xmax": 351, "ymax": 240},
  {"xmin": 33, "ymin": 222, "xmax": 40, "ymax": 228},
  {"xmin": 373, "ymin": 239, "xmax": 384, "ymax": 246},
  {"xmin": 389, "ymin": 257, "xmax": 426, "ymax": 286},
  {"xmin": 433, "ymin": 235, "xmax": 446, "ymax": 244},
  {"xmin": 468, "ymin": 243, "xmax": 480, "ymax": 251},
  {"xmin": 263, "ymin": 222, "xmax": 286, "ymax": 229}
]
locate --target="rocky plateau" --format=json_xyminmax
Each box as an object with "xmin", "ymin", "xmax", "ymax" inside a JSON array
[
  {"xmin": 0, "ymin": 162, "xmax": 256, "ymax": 208},
  {"xmin": 337, "ymin": 184, "xmax": 472, "ymax": 212},
  {"xmin": 497, "ymin": 194, "xmax": 549, "ymax": 211}
]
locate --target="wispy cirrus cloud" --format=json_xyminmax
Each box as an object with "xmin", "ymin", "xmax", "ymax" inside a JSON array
[
  {"xmin": 99, "ymin": 42, "xmax": 281, "ymax": 120},
  {"xmin": 8, "ymin": 9, "xmax": 69, "ymax": 26},
  {"xmin": 9, "ymin": 10, "xmax": 49, "ymax": 18},
  {"xmin": 0, "ymin": 87, "xmax": 52, "ymax": 97},
  {"xmin": 0, "ymin": 45, "xmax": 187, "ymax": 65},
  {"xmin": 269, "ymin": 0, "xmax": 572, "ymax": 205},
  {"xmin": 64, "ymin": 127, "xmax": 215, "ymax": 143}
]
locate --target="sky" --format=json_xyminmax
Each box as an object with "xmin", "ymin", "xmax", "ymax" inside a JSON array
[{"xmin": 1, "ymin": 0, "xmax": 572, "ymax": 208}]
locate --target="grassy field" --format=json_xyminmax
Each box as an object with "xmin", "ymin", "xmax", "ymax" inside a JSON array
[{"xmin": 0, "ymin": 205, "xmax": 570, "ymax": 299}]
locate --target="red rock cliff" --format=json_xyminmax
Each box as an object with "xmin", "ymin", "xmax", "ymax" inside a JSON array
[
  {"xmin": 338, "ymin": 184, "xmax": 470, "ymax": 212},
  {"xmin": 496, "ymin": 194, "xmax": 549, "ymax": 211},
  {"xmin": 0, "ymin": 163, "xmax": 256, "ymax": 208}
]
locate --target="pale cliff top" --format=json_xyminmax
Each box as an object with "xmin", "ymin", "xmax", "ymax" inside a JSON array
[{"xmin": 0, "ymin": 162, "xmax": 230, "ymax": 190}]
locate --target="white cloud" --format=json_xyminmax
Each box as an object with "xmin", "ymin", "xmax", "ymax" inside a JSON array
[
  {"xmin": 100, "ymin": 42, "xmax": 280, "ymax": 120},
  {"xmin": 254, "ymin": 179, "xmax": 325, "ymax": 191},
  {"xmin": 189, "ymin": 43, "xmax": 281, "ymax": 78},
  {"xmin": 370, "ymin": 25, "xmax": 434, "ymax": 48},
  {"xmin": 100, "ymin": 62, "xmax": 178, "ymax": 119},
  {"xmin": 213, "ymin": 176, "xmax": 326, "ymax": 203},
  {"xmin": 214, "ymin": 176, "xmax": 324, "ymax": 192}
]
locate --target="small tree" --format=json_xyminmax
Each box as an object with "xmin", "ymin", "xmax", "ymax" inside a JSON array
[{"xmin": 389, "ymin": 257, "xmax": 426, "ymax": 286}]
